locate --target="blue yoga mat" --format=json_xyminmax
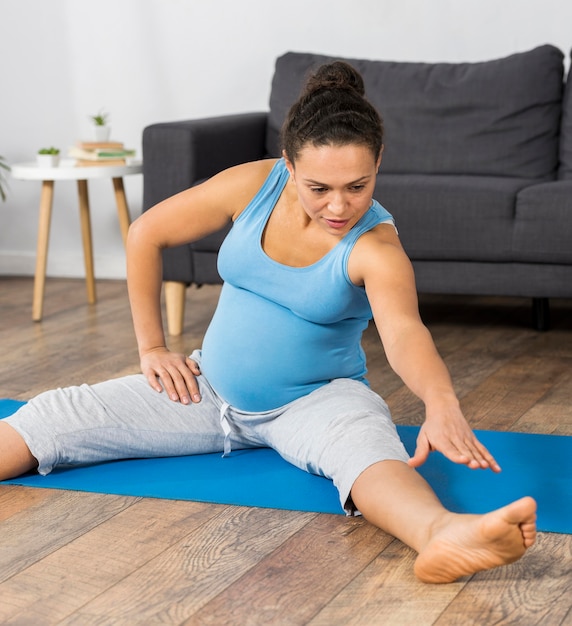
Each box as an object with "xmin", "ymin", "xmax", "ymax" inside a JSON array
[{"xmin": 1, "ymin": 399, "xmax": 570, "ymax": 533}]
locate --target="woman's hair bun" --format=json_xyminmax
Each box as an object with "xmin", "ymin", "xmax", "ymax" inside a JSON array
[
  {"xmin": 303, "ymin": 61, "xmax": 365, "ymax": 97},
  {"xmin": 281, "ymin": 59, "xmax": 383, "ymax": 162}
]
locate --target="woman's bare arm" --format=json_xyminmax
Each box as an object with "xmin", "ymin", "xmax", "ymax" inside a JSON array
[
  {"xmin": 126, "ymin": 160, "xmax": 276, "ymax": 402},
  {"xmin": 350, "ymin": 226, "xmax": 501, "ymax": 472}
]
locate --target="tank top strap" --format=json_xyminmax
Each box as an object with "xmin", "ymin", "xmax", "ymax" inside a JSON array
[{"xmin": 234, "ymin": 159, "xmax": 290, "ymax": 228}]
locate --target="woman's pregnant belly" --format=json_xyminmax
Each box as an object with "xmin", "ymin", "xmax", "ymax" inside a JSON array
[{"xmin": 199, "ymin": 283, "xmax": 368, "ymax": 412}]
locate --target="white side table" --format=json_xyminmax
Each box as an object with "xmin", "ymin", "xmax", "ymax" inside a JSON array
[{"xmin": 11, "ymin": 159, "xmax": 143, "ymax": 321}]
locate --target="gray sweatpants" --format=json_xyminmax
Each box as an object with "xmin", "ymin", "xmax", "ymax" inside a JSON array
[{"xmin": 5, "ymin": 352, "xmax": 409, "ymax": 513}]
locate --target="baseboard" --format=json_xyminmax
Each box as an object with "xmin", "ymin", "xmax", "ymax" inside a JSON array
[{"xmin": 0, "ymin": 252, "xmax": 127, "ymax": 280}]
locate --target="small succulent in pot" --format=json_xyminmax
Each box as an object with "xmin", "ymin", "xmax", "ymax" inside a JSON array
[
  {"xmin": 90, "ymin": 109, "xmax": 111, "ymax": 141},
  {"xmin": 37, "ymin": 147, "xmax": 60, "ymax": 168}
]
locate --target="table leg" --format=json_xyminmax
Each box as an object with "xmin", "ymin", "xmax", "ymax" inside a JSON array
[
  {"xmin": 32, "ymin": 180, "xmax": 55, "ymax": 321},
  {"xmin": 77, "ymin": 180, "xmax": 96, "ymax": 304},
  {"xmin": 112, "ymin": 177, "xmax": 131, "ymax": 247}
]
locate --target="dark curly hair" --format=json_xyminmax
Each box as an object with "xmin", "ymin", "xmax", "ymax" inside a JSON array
[{"xmin": 281, "ymin": 61, "xmax": 384, "ymax": 163}]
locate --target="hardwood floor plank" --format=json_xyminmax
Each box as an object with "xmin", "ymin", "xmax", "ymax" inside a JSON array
[
  {"xmin": 307, "ymin": 539, "xmax": 465, "ymax": 626},
  {"xmin": 0, "ymin": 498, "xmax": 224, "ymax": 624},
  {"xmin": 513, "ymin": 362, "xmax": 572, "ymax": 435},
  {"xmin": 0, "ymin": 281, "xmax": 138, "ymax": 398},
  {"xmin": 0, "ymin": 485, "xmax": 54, "ymax": 522},
  {"xmin": 184, "ymin": 514, "xmax": 394, "ymax": 625},
  {"xmin": 0, "ymin": 489, "xmax": 138, "ymax": 583},
  {"xmin": 460, "ymin": 354, "xmax": 567, "ymax": 432},
  {"xmin": 522, "ymin": 324, "xmax": 572, "ymax": 360},
  {"xmin": 56, "ymin": 506, "xmax": 315, "ymax": 624}
]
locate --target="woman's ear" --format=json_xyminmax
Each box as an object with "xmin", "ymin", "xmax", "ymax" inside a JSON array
[
  {"xmin": 282, "ymin": 150, "xmax": 295, "ymax": 180},
  {"xmin": 376, "ymin": 145, "xmax": 384, "ymax": 172}
]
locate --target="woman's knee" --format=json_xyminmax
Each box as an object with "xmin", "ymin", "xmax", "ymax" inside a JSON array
[{"xmin": 0, "ymin": 422, "xmax": 38, "ymax": 480}]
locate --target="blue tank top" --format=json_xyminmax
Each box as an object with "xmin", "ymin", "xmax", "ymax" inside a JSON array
[{"xmin": 200, "ymin": 159, "xmax": 394, "ymax": 411}]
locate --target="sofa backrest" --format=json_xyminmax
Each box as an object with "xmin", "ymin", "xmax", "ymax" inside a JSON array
[
  {"xmin": 268, "ymin": 46, "xmax": 564, "ymax": 180},
  {"xmin": 558, "ymin": 50, "xmax": 572, "ymax": 180}
]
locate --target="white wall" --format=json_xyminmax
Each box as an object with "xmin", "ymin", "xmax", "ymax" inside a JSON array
[{"xmin": 1, "ymin": 0, "xmax": 570, "ymax": 279}]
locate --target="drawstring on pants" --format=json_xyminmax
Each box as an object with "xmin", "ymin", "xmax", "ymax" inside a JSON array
[{"xmin": 219, "ymin": 401, "xmax": 232, "ymax": 457}]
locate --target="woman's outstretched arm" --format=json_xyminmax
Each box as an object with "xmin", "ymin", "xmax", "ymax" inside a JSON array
[{"xmin": 351, "ymin": 224, "xmax": 500, "ymax": 472}]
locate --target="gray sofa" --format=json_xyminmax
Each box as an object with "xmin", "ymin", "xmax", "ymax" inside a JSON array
[{"xmin": 143, "ymin": 45, "xmax": 572, "ymax": 335}]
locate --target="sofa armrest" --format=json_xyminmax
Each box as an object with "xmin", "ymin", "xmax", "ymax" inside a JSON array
[{"xmin": 142, "ymin": 111, "xmax": 269, "ymax": 210}]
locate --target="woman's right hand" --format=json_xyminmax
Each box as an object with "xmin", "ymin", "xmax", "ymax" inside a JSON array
[{"xmin": 140, "ymin": 347, "xmax": 202, "ymax": 404}]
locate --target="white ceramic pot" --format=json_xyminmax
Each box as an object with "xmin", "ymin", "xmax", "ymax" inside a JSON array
[
  {"xmin": 36, "ymin": 154, "xmax": 60, "ymax": 168},
  {"xmin": 93, "ymin": 125, "xmax": 111, "ymax": 141}
]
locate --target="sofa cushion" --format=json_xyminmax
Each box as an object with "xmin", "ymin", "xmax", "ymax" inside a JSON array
[
  {"xmin": 268, "ymin": 47, "xmax": 564, "ymax": 179},
  {"xmin": 375, "ymin": 174, "xmax": 532, "ymax": 262},
  {"xmin": 513, "ymin": 181, "xmax": 572, "ymax": 263},
  {"xmin": 411, "ymin": 261, "xmax": 572, "ymax": 298},
  {"xmin": 558, "ymin": 50, "xmax": 572, "ymax": 180}
]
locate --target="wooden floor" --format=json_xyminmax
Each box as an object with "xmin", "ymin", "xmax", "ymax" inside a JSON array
[{"xmin": 1, "ymin": 276, "xmax": 571, "ymax": 625}]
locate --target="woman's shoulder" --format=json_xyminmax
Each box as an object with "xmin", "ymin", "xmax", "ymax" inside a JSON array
[
  {"xmin": 197, "ymin": 159, "xmax": 281, "ymax": 219},
  {"xmin": 347, "ymin": 221, "xmax": 409, "ymax": 286},
  {"xmin": 216, "ymin": 158, "xmax": 281, "ymax": 188}
]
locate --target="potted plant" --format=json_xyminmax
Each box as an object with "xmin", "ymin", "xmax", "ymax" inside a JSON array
[
  {"xmin": 0, "ymin": 155, "xmax": 10, "ymax": 201},
  {"xmin": 37, "ymin": 147, "xmax": 60, "ymax": 168},
  {"xmin": 90, "ymin": 109, "xmax": 110, "ymax": 141}
]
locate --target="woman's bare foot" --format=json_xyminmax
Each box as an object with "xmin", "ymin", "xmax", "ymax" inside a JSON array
[{"xmin": 414, "ymin": 496, "xmax": 537, "ymax": 584}]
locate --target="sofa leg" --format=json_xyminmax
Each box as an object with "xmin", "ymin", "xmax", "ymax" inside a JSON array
[
  {"xmin": 532, "ymin": 297, "xmax": 550, "ymax": 331},
  {"xmin": 164, "ymin": 281, "xmax": 186, "ymax": 336}
]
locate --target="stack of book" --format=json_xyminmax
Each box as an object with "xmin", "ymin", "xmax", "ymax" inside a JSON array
[{"xmin": 69, "ymin": 141, "xmax": 136, "ymax": 166}]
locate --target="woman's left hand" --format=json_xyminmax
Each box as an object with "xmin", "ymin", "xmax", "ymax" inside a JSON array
[
  {"xmin": 140, "ymin": 347, "xmax": 202, "ymax": 405},
  {"xmin": 407, "ymin": 409, "xmax": 501, "ymax": 473}
]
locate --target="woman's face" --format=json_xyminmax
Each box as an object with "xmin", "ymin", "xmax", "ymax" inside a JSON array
[{"xmin": 284, "ymin": 143, "xmax": 382, "ymax": 238}]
